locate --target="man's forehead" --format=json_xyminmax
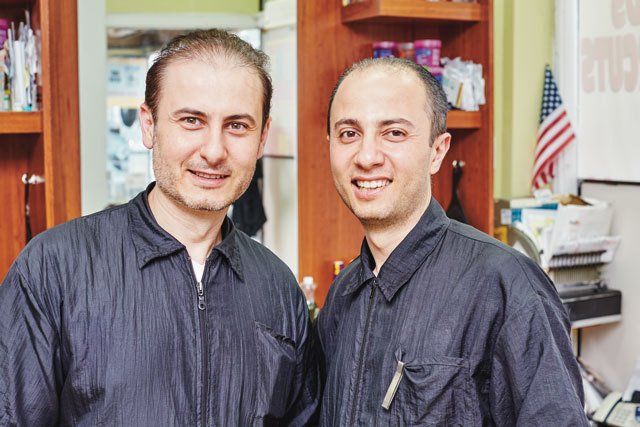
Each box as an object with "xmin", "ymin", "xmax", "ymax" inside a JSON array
[
  {"xmin": 332, "ymin": 67, "xmax": 430, "ymax": 122},
  {"xmin": 163, "ymin": 58, "xmax": 258, "ymax": 85},
  {"xmin": 159, "ymin": 59, "xmax": 262, "ymax": 108},
  {"xmin": 340, "ymin": 66, "xmax": 423, "ymax": 93}
]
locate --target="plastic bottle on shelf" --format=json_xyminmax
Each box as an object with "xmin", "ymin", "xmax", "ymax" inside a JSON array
[
  {"xmin": 372, "ymin": 41, "xmax": 396, "ymax": 58},
  {"xmin": 301, "ymin": 276, "xmax": 320, "ymax": 321}
]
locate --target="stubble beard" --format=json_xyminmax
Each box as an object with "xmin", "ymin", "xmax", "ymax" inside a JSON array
[
  {"xmin": 151, "ymin": 134, "xmax": 255, "ymax": 212},
  {"xmin": 334, "ymin": 174, "xmax": 431, "ymax": 232}
]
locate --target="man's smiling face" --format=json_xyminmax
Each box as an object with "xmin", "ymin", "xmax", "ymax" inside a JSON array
[
  {"xmin": 329, "ymin": 67, "xmax": 446, "ymax": 229},
  {"xmin": 141, "ymin": 58, "xmax": 269, "ymax": 212}
]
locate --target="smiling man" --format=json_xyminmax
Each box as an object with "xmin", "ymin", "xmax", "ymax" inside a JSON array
[
  {"xmin": 0, "ymin": 30, "xmax": 319, "ymax": 425},
  {"xmin": 317, "ymin": 58, "xmax": 588, "ymax": 425}
]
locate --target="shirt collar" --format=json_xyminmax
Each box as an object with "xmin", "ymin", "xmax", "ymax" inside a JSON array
[
  {"xmin": 341, "ymin": 197, "xmax": 450, "ymax": 301},
  {"xmin": 128, "ymin": 182, "xmax": 244, "ymax": 280}
]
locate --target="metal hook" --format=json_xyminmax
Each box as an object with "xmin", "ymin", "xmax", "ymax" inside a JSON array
[{"xmin": 21, "ymin": 173, "xmax": 45, "ymax": 185}]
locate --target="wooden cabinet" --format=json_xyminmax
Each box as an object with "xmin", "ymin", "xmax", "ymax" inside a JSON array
[
  {"xmin": 0, "ymin": 0, "xmax": 80, "ymax": 278},
  {"xmin": 298, "ymin": 0, "xmax": 493, "ymax": 305}
]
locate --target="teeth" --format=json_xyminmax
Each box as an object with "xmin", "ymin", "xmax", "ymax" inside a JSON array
[
  {"xmin": 194, "ymin": 171, "xmax": 225, "ymax": 179},
  {"xmin": 356, "ymin": 179, "xmax": 389, "ymax": 189}
]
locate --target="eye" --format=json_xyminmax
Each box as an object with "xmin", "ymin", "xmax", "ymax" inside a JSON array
[
  {"xmin": 181, "ymin": 116, "xmax": 203, "ymax": 128},
  {"xmin": 384, "ymin": 129, "xmax": 407, "ymax": 142},
  {"xmin": 338, "ymin": 129, "xmax": 359, "ymax": 143},
  {"xmin": 226, "ymin": 122, "xmax": 249, "ymax": 135}
]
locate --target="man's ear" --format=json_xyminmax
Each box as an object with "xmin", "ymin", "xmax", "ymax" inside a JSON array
[
  {"xmin": 257, "ymin": 116, "xmax": 272, "ymax": 159},
  {"xmin": 139, "ymin": 103, "xmax": 155, "ymax": 150},
  {"xmin": 429, "ymin": 132, "xmax": 452, "ymax": 175}
]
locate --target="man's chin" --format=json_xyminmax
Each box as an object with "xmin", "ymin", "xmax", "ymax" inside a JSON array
[
  {"xmin": 165, "ymin": 187, "xmax": 232, "ymax": 213},
  {"xmin": 349, "ymin": 206, "xmax": 392, "ymax": 227},
  {"xmin": 182, "ymin": 197, "xmax": 231, "ymax": 212}
]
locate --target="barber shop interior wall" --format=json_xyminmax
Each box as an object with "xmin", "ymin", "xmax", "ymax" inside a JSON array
[
  {"xmin": 581, "ymin": 182, "xmax": 640, "ymax": 392},
  {"xmin": 493, "ymin": 0, "xmax": 555, "ymax": 199},
  {"xmin": 79, "ymin": 0, "xmax": 108, "ymax": 215}
]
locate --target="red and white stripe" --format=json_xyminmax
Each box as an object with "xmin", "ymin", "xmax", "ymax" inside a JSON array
[{"xmin": 532, "ymin": 107, "xmax": 575, "ymax": 190}]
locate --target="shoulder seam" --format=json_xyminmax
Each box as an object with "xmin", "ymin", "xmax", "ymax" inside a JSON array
[{"xmin": 447, "ymin": 226, "xmax": 548, "ymax": 311}]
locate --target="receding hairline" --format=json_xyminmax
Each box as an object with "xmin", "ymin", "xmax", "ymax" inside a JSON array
[
  {"xmin": 151, "ymin": 53, "xmax": 267, "ymax": 124},
  {"xmin": 329, "ymin": 63, "xmax": 435, "ymax": 127}
]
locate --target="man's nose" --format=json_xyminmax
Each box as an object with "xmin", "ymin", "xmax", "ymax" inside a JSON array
[
  {"xmin": 354, "ymin": 133, "xmax": 384, "ymax": 169},
  {"xmin": 199, "ymin": 129, "xmax": 228, "ymax": 164}
]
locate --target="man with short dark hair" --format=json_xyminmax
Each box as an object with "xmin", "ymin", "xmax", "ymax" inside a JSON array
[
  {"xmin": 317, "ymin": 58, "xmax": 588, "ymax": 425},
  {"xmin": 0, "ymin": 29, "xmax": 319, "ymax": 425}
]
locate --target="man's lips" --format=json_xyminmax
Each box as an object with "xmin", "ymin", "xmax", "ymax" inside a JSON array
[
  {"xmin": 352, "ymin": 178, "xmax": 391, "ymax": 190},
  {"xmin": 189, "ymin": 169, "xmax": 230, "ymax": 180},
  {"xmin": 188, "ymin": 169, "xmax": 231, "ymax": 188},
  {"xmin": 350, "ymin": 177, "xmax": 392, "ymax": 200}
]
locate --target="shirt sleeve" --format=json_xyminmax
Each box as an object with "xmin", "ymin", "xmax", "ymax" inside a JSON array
[
  {"xmin": 489, "ymin": 296, "xmax": 589, "ymax": 426},
  {"xmin": 0, "ymin": 263, "xmax": 62, "ymax": 425},
  {"xmin": 282, "ymin": 290, "xmax": 321, "ymax": 426}
]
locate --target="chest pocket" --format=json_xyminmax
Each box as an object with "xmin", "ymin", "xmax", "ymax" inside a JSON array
[
  {"xmin": 253, "ymin": 322, "xmax": 297, "ymax": 422},
  {"xmin": 390, "ymin": 355, "xmax": 471, "ymax": 426}
]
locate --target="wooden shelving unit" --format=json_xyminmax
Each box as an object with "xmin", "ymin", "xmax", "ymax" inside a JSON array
[
  {"xmin": 0, "ymin": 112, "xmax": 43, "ymax": 134},
  {"xmin": 298, "ymin": 0, "xmax": 493, "ymax": 305},
  {"xmin": 447, "ymin": 110, "xmax": 481, "ymax": 129},
  {"xmin": 342, "ymin": 0, "xmax": 486, "ymax": 23},
  {"xmin": 0, "ymin": 0, "xmax": 80, "ymax": 279}
]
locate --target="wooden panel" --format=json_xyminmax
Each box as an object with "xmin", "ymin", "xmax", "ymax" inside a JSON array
[
  {"xmin": 424, "ymin": 2, "xmax": 494, "ymax": 233},
  {"xmin": 0, "ymin": 137, "xmax": 32, "ymax": 280},
  {"xmin": 0, "ymin": 112, "xmax": 43, "ymax": 134},
  {"xmin": 447, "ymin": 110, "xmax": 481, "ymax": 129},
  {"xmin": 27, "ymin": 134, "xmax": 47, "ymax": 237},
  {"xmin": 342, "ymin": 0, "xmax": 485, "ymax": 23},
  {"xmin": 39, "ymin": 0, "xmax": 81, "ymax": 227}
]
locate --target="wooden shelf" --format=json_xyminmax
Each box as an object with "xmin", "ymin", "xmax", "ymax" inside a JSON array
[
  {"xmin": 0, "ymin": 112, "xmax": 43, "ymax": 134},
  {"xmin": 342, "ymin": 0, "xmax": 485, "ymax": 23},
  {"xmin": 447, "ymin": 110, "xmax": 481, "ymax": 129},
  {"xmin": 0, "ymin": 0, "xmax": 35, "ymax": 7}
]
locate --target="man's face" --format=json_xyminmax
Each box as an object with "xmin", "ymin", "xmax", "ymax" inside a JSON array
[
  {"xmin": 140, "ymin": 59, "xmax": 269, "ymax": 212},
  {"xmin": 329, "ymin": 67, "xmax": 450, "ymax": 229}
]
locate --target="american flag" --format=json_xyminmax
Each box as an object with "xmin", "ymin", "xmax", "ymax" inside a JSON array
[{"xmin": 532, "ymin": 65, "xmax": 576, "ymax": 190}]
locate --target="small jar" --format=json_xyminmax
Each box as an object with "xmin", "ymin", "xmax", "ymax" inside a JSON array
[
  {"xmin": 414, "ymin": 39, "xmax": 442, "ymax": 68},
  {"xmin": 372, "ymin": 41, "xmax": 396, "ymax": 58},
  {"xmin": 396, "ymin": 42, "xmax": 415, "ymax": 61}
]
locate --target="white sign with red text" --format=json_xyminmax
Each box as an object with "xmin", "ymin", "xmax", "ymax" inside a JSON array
[{"xmin": 579, "ymin": 0, "xmax": 640, "ymax": 182}]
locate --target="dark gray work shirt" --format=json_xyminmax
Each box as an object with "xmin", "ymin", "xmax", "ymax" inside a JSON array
[
  {"xmin": 0, "ymin": 185, "xmax": 320, "ymax": 426},
  {"xmin": 317, "ymin": 199, "xmax": 588, "ymax": 426}
]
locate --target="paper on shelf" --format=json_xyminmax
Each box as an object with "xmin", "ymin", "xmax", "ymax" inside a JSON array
[{"xmin": 544, "ymin": 200, "xmax": 614, "ymax": 266}]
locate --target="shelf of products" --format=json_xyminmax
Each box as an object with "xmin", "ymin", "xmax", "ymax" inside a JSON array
[
  {"xmin": 0, "ymin": 111, "xmax": 43, "ymax": 134},
  {"xmin": 342, "ymin": 0, "xmax": 485, "ymax": 23}
]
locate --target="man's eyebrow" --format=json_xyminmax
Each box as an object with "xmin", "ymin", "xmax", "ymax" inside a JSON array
[
  {"xmin": 171, "ymin": 108, "xmax": 208, "ymax": 118},
  {"xmin": 379, "ymin": 118, "xmax": 415, "ymax": 129},
  {"xmin": 333, "ymin": 118, "xmax": 361, "ymax": 131},
  {"xmin": 225, "ymin": 114, "xmax": 257, "ymax": 127}
]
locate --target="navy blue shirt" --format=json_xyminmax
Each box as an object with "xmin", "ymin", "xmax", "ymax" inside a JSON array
[
  {"xmin": 0, "ymin": 185, "xmax": 320, "ymax": 426},
  {"xmin": 317, "ymin": 199, "xmax": 587, "ymax": 425}
]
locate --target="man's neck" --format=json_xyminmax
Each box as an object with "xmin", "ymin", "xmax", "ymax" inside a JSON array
[
  {"xmin": 147, "ymin": 187, "xmax": 227, "ymax": 264},
  {"xmin": 365, "ymin": 196, "xmax": 431, "ymax": 276}
]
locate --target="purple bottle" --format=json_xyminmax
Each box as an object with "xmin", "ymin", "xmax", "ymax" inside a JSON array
[
  {"xmin": 414, "ymin": 39, "xmax": 442, "ymax": 68},
  {"xmin": 372, "ymin": 41, "xmax": 396, "ymax": 58}
]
